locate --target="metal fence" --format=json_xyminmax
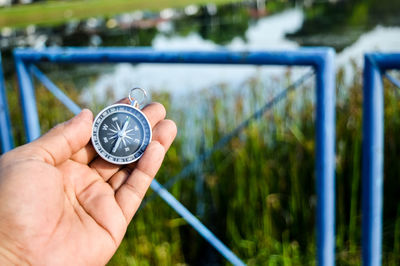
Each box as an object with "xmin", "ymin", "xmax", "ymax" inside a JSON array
[
  {"xmin": 362, "ymin": 53, "xmax": 400, "ymax": 266},
  {"xmin": 1, "ymin": 47, "xmax": 336, "ymax": 265},
  {"xmin": 0, "ymin": 53, "xmax": 14, "ymax": 153}
]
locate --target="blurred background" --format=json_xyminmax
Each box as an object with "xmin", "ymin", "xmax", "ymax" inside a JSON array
[{"xmin": 1, "ymin": 0, "xmax": 400, "ymax": 265}]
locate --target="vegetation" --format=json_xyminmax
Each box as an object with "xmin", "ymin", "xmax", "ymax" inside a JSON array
[
  {"xmin": 286, "ymin": 0, "xmax": 400, "ymax": 50},
  {"xmin": 4, "ymin": 64, "xmax": 400, "ymax": 265},
  {"xmin": 0, "ymin": 0, "xmax": 241, "ymax": 29}
]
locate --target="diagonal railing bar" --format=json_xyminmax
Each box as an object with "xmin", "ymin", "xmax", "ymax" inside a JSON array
[
  {"xmin": 27, "ymin": 69, "xmax": 246, "ymax": 266},
  {"xmin": 384, "ymin": 72, "xmax": 400, "ymax": 90},
  {"xmin": 150, "ymin": 179, "xmax": 245, "ymax": 266},
  {"xmin": 143, "ymin": 69, "xmax": 314, "ymax": 206},
  {"xmin": 30, "ymin": 65, "xmax": 82, "ymax": 115}
]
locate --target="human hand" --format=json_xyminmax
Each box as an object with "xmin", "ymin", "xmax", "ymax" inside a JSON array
[{"xmin": 0, "ymin": 100, "xmax": 176, "ymax": 265}]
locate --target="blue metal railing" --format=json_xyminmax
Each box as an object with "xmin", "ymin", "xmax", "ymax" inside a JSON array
[
  {"xmin": 362, "ymin": 53, "xmax": 400, "ymax": 266},
  {"xmin": 12, "ymin": 47, "xmax": 336, "ymax": 265},
  {"xmin": 0, "ymin": 53, "xmax": 14, "ymax": 153}
]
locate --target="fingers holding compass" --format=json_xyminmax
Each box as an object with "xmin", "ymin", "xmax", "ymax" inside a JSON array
[
  {"xmin": 114, "ymin": 121, "xmax": 177, "ymax": 222},
  {"xmin": 108, "ymin": 119, "xmax": 177, "ymax": 191}
]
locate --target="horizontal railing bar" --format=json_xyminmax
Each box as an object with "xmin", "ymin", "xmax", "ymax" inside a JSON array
[
  {"xmin": 368, "ymin": 53, "xmax": 400, "ymax": 70},
  {"xmin": 14, "ymin": 47, "xmax": 331, "ymax": 68}
]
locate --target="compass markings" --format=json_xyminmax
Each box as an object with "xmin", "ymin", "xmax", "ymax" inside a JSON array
[{"xmin": 92, "ymin": 105, "xmax": 151, "ymax": 164}]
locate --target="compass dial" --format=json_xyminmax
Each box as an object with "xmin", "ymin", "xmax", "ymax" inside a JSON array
[{"xmin": 92, "ymin": 104, "xmax": 152, "ymax": 164}]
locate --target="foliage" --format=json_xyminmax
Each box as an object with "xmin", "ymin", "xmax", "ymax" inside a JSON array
[
  {"xmin": 286, "ymin": 0, "xmax": 400, "ymax": 51},
  {"xmin": 0, "ymin": 0, "xmax": 241, "ymax": 29},
  {"xmin": 5, "ymin": 66, "xmax": 400, "ymax": 265}
]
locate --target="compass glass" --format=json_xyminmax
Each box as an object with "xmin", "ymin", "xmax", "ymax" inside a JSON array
[
  {"xmin": 98, "ymin": 113, "xmax": 143, "ymax": 156},
  {"xmin": 92, "ymin": 104, "xmax": 151, "ymax": 164}
]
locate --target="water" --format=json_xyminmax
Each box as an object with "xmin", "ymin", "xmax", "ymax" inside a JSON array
[
  {"xmin": 80, "ymin": 8, "xmax": 305, "ymax": 104},
  {"xmin": 78, "ymin": 6, "xmax": 400, "ymax": 104},
  {"xmin": 1, "ymin": 0, "xmax": 400, "ymax": 101}
]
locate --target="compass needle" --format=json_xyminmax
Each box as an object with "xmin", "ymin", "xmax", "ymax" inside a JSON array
[
  {"xmin": 112, "ymin": 137, "xmax": 122, "ymax": 153},
  {"xmin": 122, "ymin": 119, "xmax": 129, "ymax": 131}
]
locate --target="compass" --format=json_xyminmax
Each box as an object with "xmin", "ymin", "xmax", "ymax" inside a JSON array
[{"xmin": 91, "ymin": 88, "xmax": 152, "ymax": 165}]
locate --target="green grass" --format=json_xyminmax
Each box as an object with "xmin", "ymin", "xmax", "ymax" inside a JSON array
[
  {"xmin": 0, "ymin": 0, "xmax": 239, "ymax": 29},
  {"xmin": 4, "ymin": 66, "xmax": 400, "ymax": 265}
]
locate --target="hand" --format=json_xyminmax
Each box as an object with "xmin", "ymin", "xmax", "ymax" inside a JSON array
[{"xmin": 0, "ymin": 100, "xmax": 177, "ymax": 265}]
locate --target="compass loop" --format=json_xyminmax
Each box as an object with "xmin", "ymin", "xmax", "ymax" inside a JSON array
[{"xmin": 129, "ymin": 87, "xmax": 148, "ymax": 109}]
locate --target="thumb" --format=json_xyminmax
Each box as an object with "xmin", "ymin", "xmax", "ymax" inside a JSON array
[{"xmin": 30, "ymin": 109, "xmax": 93, "ymax": 165}]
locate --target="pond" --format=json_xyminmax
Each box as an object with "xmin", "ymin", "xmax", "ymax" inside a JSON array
[{"xmin": 1, "ymin": 0, "xmax": 400, "ymax": 103}]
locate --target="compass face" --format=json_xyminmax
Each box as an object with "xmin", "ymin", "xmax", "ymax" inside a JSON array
[{"xmin": 92, "ymin": 104, "xmax": 152, "ymax": 164}]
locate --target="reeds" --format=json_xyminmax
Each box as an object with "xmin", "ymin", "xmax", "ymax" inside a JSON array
[{"xmin": 5, "ymin": 66, "xmax": 400, "ymax": 265}]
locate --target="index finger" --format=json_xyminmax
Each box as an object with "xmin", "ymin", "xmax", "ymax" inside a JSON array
[{"xmin": 115, "ymin": 119, "xmax": 177, "ymax": 222}]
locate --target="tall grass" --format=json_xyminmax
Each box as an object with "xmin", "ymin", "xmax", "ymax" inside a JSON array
[{"xmin": 4, "ymin": 66, "xmax": 400, "ymax": 265}]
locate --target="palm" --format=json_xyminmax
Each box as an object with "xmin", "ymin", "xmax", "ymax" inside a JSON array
[{"xmin": 0, "ymin": 101, "xmax": 176, "ymax": 265}]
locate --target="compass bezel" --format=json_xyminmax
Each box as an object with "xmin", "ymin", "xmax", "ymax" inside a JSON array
[{"xmin": 91, "ymin": 103, "xmax": 152, "ymax": 165}]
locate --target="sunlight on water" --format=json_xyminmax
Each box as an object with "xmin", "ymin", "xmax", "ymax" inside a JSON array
[
  {"xmin": 80, "ymin": 9, "xmax": 304, "ymax": 104},
  {"xmin": 81, "ymin": 7, "xmax": 400, "ymax": 106},
  {"xmin": 337, "ymin": 25, "xmax": 400, "ymax": 87}
]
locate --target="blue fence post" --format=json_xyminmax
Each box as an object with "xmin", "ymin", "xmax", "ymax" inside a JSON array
[
  {"xmin": 14, "ymin": 56, "xmax": 40, "ymax": 142},
  {"xmin": 0, "ymin": 53, "xmax": 14, "ymax": 152},
  {"xmin": 315, "ymin": 48, "xmax": 336, "ymax": 266},
  {"xmin": 361, "ymin": 55, "xmax": 384, "ymax": 266},
  {"xmin": 361, "ymin": 53, "xmax": 400, "ymax": 266}
]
